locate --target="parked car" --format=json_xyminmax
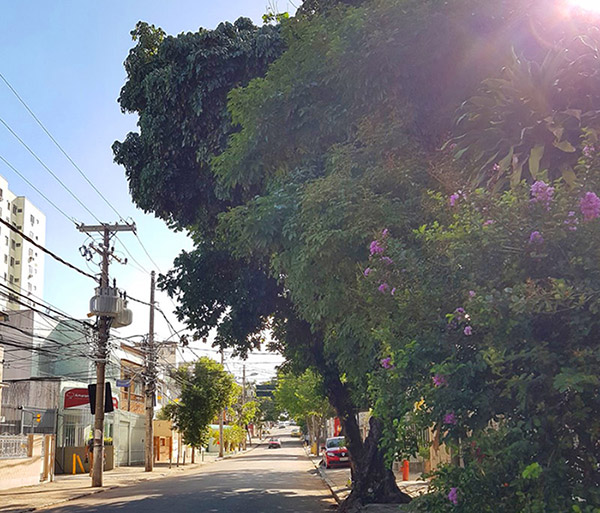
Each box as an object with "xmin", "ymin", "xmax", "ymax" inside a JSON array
[
  {"xmin": 290, "ymin": 427, "xmax": 302, "ymax": 437},
  {"xmin": 268, "ymin": 437, "xmax": 282, "ymax": 449},
  {"xmin": 322, "ymin": 436, "xmax": 350, "ymax": 468}
]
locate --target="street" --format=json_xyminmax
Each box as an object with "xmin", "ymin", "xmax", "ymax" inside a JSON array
[{"xmin": 38, "ymin": 435, "xmax": 336, "ymax": 513}]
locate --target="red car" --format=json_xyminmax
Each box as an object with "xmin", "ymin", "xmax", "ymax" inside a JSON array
[
  {"xmin": 323, "ymin": 436, "xmax": 350, "ymax": 468},
  {"xmin": 267, "ymin": 437, "xmax": 282, "ymax": 449}
]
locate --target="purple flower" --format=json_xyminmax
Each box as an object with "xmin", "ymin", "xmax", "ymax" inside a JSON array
[
  {"xmin": 381, "ymin": 256, "xmax": 394, "ymax": 265},
  {"xmin": 530, "ymin": 181, "xmax": 555, "ymax": 209},
  {"xmin": 454, "ymin": 307, "xmax": 466, "ymax": 322},
  {"xmin": 583, "ymin": 145, "xmax": 595, "ymax": 158},
  {"xmin": 378, "ymin": 283, "xmax": 390, "ymax": 293},
  {"xmin": 464, "ymin": 326, "xmax": 473, "ymax": 336},
  {"xmin": 449, "ymin": 193, "xmax": 459, "ymax": 207},
  {"xmin": 391, "ymin": 287, "xmax": 396, "ymax": 295},
  {"xmin": 381, "ymin": 228, "xmax": 389, "ymax": 238},
  {"xmin": 468, "ymin": 290, "xmax": 476, "ymax": 298},
  {"xmin": 433, "ymin": 374, "xmax": 447, "ymax": 387},
  {"xmin": 370, "ymin": 240, "xmax": 385, "ymax": 255},
  {"xmin": 492, "ymin": 163, "xmax": 500, "ymax": 172},
  {"xmin": 482, "ymin": 219, "xmax": 495, "ymax": 227},
  {"xmin": 380, "ymin": 357, "xmax": 394, "ymax": 369},
  {"xmin": 529, "ymin": 231, "xmax": 544, "ymax": 244},
  {"xmin": 363, "ymin": 267, "xmax": 372, "ymax": 277},
  {"xmin": 448, "ymin": 487, "xmax": 459, "ymax": 505},
  {"xmin": 564, "ymin": 211, "xmax": 579, "ymax": 231},
  {"xmin": 444, "ymin": 412, "xmax": 457, "ymax": 425},
  {"xmin": 580, "ymin": 192, "xmax": 600, "ymax": 221}
]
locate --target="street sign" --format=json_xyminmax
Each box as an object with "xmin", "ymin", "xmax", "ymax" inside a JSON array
[{"xmin": 116, "ymin": 379, "xmax": 131, "ymax": 388}]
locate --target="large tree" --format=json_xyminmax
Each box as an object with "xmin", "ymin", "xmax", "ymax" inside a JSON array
[{"xmin": 113, "ymin": 1, "xmax": 573, "ymax": 509}]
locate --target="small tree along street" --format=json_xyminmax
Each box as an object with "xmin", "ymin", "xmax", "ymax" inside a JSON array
[
  {"xmin": 160, "ymin": 357, "xmax": 236, "ymax": 451},
  {"xmin": 274, "ymin": 370, "xmax": 332, "ymax": 448}
]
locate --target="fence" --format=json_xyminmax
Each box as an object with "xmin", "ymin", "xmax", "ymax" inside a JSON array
[{"xmin": 0, "ymin": 435, "xmax": 28, "ymax": 459}]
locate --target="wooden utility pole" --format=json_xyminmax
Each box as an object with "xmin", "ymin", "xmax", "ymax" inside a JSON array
[
  {"xmin": 78, "ymin": 222, "xmax": 135, "ymax": 487},
  {"xmin": 145, "ymin": 271, "xmax": 156, "ymax": 472},
  {"xmin": 242, "ymin": 364, "xmax": 246, "ymax": 405},
  {"xmin": 219, "ymin": 348, "xmax": 224, "ymax": 458}
]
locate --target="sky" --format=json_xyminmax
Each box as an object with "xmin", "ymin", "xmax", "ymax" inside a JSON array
[{"xmin": 0, "ymin": 0, "xmax": 295, "ymax": 383}]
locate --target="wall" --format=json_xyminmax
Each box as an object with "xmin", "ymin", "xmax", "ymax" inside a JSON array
[
  {"xmin": 0, "ymin": 434, "xmax": 53, "ymax": 490},
  {"xmin": 57, "ymin": 445, "xmax": 114, "ymax": 475}
]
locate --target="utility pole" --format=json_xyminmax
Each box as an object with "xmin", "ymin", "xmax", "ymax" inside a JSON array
[
  {"xmin": 219, "ymin": 348, "xmax": 224, "ymax": 458},
  {"xmin": 78, "ymin": 222, "xmax": 135, "ymax": 487},
  {"xmin": 145, "ymin": 271, "xmax": 156, "ymax": 472},
  {"xmin": 242, "ymin": 364, "xmax": 246, "ymax": 406}
]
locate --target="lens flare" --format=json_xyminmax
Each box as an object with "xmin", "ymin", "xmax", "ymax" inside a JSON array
[{"xmin": 569, "ymin": 0, "xmax": 600, "ymax": 12}]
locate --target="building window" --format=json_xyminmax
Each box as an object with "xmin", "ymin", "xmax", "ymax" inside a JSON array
[
  {"xmin": 9, "ymin": 275, "xmax": 13, "ymax": 283},
  {"xmin": 28, "ymin": 248, "xmax": 33, "ymax": 257},
  {"xmin": 12, "ymin": 205, "xmax": 17, "ymax": 214},
  {"xmin": 3, "ymin": 255, "xmax": 6, "ymax": 264},
  {"xmin": 30, "ymin": 215, "xmax": 34, "ymax": 225},
  {"xmin": 27, "ymin": 283, "xmax": 32, "ymax": 292},
  {"xmin": 11, "ymin": 239, "xmax": 15, "ymax": 250},
  {"xmin": 17, "ymin": 208, "xmax": 22, "ymax": 213},
  {"xmin": 4, "ymin": 236, "xmax": 7, "ymax": 246},
  {"xmin": 9, "ymin": 257, "xmax": 14, "ymax": 266}
]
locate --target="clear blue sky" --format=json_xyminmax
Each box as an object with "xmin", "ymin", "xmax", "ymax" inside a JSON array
[{"xmin": 0, "ymin": 1, "xmax": 292, "ymax": 380}]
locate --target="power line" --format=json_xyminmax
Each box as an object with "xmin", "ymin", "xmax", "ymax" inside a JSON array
[
  {"xmin": 0, "ymin": 115, "xmax": 101, "ymax": 223},
  {"xmin": 0, "ymin": 216, "xmax": 97, "ymax": 281},
  {"xmin": 0, "ymin": 280, "xmax": 94, "ymax": 333},
  {"xmin": 0, "ymin": 71, "xmax": 126, "ymax": 222},
  {"xmin": 0, "ymin": 153, "xmax": 77, "ymax": 224},
  {"xmin": 133, "ymin": 232, "xmax": 163, "ymax": 274}
]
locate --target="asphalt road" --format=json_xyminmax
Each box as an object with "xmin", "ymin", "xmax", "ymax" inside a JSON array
[{"xmin": 41, "ymin": 434, "xmax": 336, "ymax": 513}]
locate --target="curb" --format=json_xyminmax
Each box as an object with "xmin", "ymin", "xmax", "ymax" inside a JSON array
[{"xmin": 303, "ymin": 446, "xmax": 347, "ymax": 504}]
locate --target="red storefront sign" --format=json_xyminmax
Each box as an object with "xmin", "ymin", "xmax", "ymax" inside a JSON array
[{"xmin": 64, "ymin": 387, "xmax": 118, "ymax": 410}]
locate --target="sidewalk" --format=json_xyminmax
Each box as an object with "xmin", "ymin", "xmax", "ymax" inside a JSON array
[
  {"xmin": 304, "ymin": 446, "xmax": 429, "ymax": 506},
  {"xmin": 0, "ymin": 444, "xmax": 259, "ymax": 513}
]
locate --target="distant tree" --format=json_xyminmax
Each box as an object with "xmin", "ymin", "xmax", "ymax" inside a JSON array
[
  {"xmin": 162, "ymin": 357, "xmax": 237, "ymax": 448},
  {"xmin": 274, "ymin": 370, "xmax": 332, "ymax": 446},
  {"xmin": 257, "ymin": 396, "xmax": 280, "ymax": 423}
]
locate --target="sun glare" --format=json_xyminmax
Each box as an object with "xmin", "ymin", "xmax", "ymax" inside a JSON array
[{"xmin": 569, "ymin": 0, "xmax": 600, "ymax": 12}]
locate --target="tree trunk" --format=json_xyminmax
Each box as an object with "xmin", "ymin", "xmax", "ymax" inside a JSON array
[{"xmin": 309, "ymin": 335, "xmax": 411, "ymax": 511}]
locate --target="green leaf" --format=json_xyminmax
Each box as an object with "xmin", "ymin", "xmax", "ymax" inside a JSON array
[
  {"xmin": 528, "ymin": 144, "xmax": 545, "ymax": 179},
  {"xmin": 522, "ymin": 462, "xmax": 542, "ymax": 479},
  {"xmin": 560, "ymin": 164, "xmax": 577, "ymax": 187},
  {"xmin": 553, "ymin": 140, "xmax": 576, "ymax": 153}
]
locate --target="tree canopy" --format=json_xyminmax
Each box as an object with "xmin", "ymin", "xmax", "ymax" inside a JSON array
[
  {"xmin": 162, "ymin": 357, "xmax": 237, "ymax": 448},
  {"xmin": 115, "ymin": 1, "xmax": 600, "ymax": 510}
]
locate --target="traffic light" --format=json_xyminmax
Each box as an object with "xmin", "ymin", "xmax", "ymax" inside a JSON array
[{"xmin": 35, "ymin": 413, "xmax": 41, "ymax": 423}]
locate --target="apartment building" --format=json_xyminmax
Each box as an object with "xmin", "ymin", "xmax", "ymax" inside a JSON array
[{"xmin": 0, "ymin": 174, "xmax": 46, "ymax": 310}]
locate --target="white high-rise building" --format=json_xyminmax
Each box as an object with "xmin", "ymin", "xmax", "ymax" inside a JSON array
[{"xmin": 0, "ymin": 174, "xmax": 45, "ymax": 311}]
